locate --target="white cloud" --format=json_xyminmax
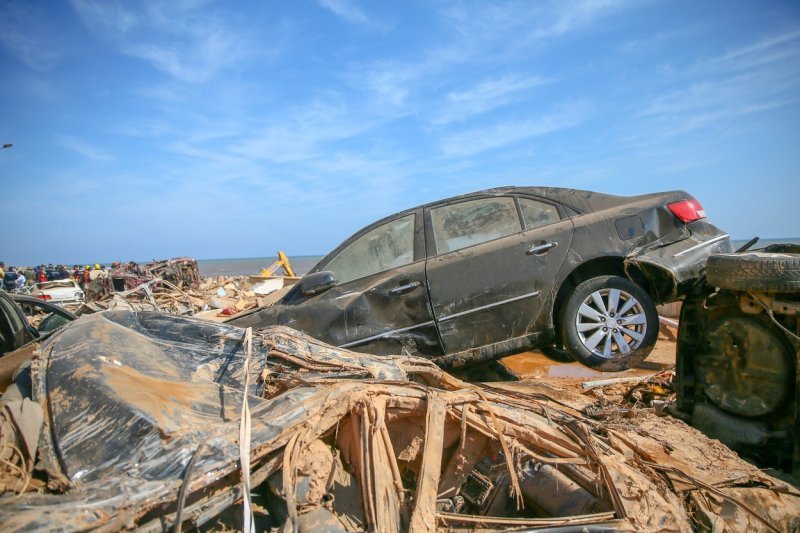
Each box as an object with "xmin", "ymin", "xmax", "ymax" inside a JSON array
[
  {"xmin": 706, "ymin": 29, "xmax": 800, "ymax": 69},
  {"xmin": 0, "ymin": 3, "xmax": 62, "ymax": 70},
  {"xmin": 532, "ymin": 0, "xmax": 632, "ymax": 40},
  {"xmin": 636, "ymin": 29, "xmax": 800, "ymax": 136},
  {"xmin": 347, "ymin": 1, "xmax": 634, "ymax": 116},
  {"xmin": 230, "ymin": 98, "xmax": 384, "ymax": 163},
  {"xmin": 440, "ymin": 0, "xmax": 634, "ymax": 48},
  {"xmin": 318, "ymin": 0, "xmax": 375, "ymax": 27},
  {"xmin": 432, "ymin": 75, "xmax": 551, "ymax": 124},
  {"xmin": 56, "ymin": 135, "xmax": 115, "ymax": 161},
  {"xmin": 439, "ymin": 102, "xmax": 589, "ymax": 157},
  {"xmin": 358, "ymin": 62, "xmax": 419, "ymax": 109},
  {"xmin": 70, "ymin": 0, "xmax": 258, "ymax": 83}
]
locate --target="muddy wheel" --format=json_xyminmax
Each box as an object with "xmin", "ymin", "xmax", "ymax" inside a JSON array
[
  {"xmin": 707, "ymin": 252, "xmax": 800, "ymax": 293},
  {"xmin": 560, "ymin": 275, "xmax": 658, "ymax": 372}
]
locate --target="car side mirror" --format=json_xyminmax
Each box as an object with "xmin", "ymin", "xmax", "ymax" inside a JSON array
[{"xmin": 300, "ymin": 271, "xmax": 337, "ymax": 296}]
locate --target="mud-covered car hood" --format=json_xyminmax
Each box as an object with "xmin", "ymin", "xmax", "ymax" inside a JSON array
[{"xmin": 1, "ymin": 311, "xmax": 407, "ymax": 530}]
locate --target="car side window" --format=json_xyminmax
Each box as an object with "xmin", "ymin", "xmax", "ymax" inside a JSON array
[
  {"xmin": 325, "ymin": 214, "xmax": 415, "ymax": 285},
  {"xmin": 518, "ymin": 197, "xmax": 560, "ymax": 230},
  {"xmin": 431, "ymin": 197, "xmax": 521, "ymax": 254},
  {"xmin": 0, "ymin": 298, "xmax": 25, "ymax": 337}
]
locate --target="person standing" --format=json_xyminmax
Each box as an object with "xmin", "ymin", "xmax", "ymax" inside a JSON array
[
  {"xmin": 87, "ymin": 264, "xmax": 107, "ymax": 301},
  {"xmin": 23, "ymin": 268, "xmax": 35, "ymax": 286}
]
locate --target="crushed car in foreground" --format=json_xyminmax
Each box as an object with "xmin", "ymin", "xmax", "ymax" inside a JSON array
[{"xmin": 1, "ymin": 311, "xmax": 798, "ymax": 531}]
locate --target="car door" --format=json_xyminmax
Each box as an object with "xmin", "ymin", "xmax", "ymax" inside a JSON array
[
  {"xmin": 424, "ymin": 194, "xmax": 574, "ymax": 354},
  {"xmin": 0, "ymin": 293, "xmax": 37, "ymax": 355},
  {"xmin": 267, "ymin": 209, "xmax": 441, "ymax": 357}
]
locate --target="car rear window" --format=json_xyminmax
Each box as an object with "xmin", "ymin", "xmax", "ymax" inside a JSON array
[
  {"xmin": 518, "ymin": 197, "xmax": 560, "ymax": 230},
  {"xmin": 431, "ymin": 197, "xmax": 521, "ymax": 254},
  {"xmin": 38, "ymin": 281, "xmax": 75, "ymax": 289},
  {"xmin": 325, "ymin": 214, "xmax": 415, "ymax": 284}
]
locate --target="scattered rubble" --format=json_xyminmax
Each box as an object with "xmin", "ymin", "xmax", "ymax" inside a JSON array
[
  {"xmin": 106, "ymin": 257, "xmax": 201, "ymax": 293},
  {"xmin": 0, "ymin": 312, "xmax": 797, "ymax": 531},
  {"xmin": 73, "ymin": 273, "xmax": 291, "ymax": 321}
]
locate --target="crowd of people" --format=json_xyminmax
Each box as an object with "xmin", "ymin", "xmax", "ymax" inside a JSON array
[{"xmin": 0, "ymin": 261, "xmax": 123, "ymax": 293}]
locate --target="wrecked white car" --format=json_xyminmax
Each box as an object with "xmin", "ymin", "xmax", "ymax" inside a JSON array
[{"xmin": 29, "ymin": 280, "xmax": 85, "ymax": 305}]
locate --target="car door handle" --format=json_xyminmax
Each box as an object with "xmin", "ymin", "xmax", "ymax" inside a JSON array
[
  {"xmin": 526, "ymin": 241, "xmax": 558, "ymax": 255},
  {"xmin": 389, "ymin": 281, "xmax": 421, "ymax": 295}
]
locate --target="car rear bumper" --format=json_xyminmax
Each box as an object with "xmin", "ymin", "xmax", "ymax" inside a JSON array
[{"xmin": 625, "ymin": 220, "xmax": 733, "ymax": 302}]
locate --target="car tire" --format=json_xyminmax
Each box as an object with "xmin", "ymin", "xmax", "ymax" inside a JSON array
[
  {"xmin": 707, "ymin": 252, "xmax": 800, "ymax": 293},
  {"xmin": 560, "ymin": 275, "xmax": 658, "ymax": 372}
]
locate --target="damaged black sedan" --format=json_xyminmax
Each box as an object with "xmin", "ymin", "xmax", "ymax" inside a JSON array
[{"xmin": 232, "ymin": 187, "xmax": 731, "ymax": 371}]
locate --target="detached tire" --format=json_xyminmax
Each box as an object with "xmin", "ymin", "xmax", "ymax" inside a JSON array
[
  {"xmin": 560, "ymin": 275, "xmax": 658, "ymax": 372},
  {"xmin": 707, "ymin": 252, "xmax": 800, "ymax": 293}
]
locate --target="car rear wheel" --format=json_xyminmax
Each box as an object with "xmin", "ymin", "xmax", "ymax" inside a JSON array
[{"xmin": 560, "ymin": 275, "xmax": 658, "ymax": 371}]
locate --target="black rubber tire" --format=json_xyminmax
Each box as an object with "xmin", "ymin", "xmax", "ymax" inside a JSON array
[
  {"xmin": 560, "ymin": 275, "xmax": 659, "ymax": 372},
  {"xmin": 706, "ymin": 252, "xmax": 800, "ymax": 293}
]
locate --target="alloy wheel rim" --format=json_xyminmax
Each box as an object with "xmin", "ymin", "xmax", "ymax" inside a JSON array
[{"xmin": 575, "ymin": 288, "xmax": 647, "ymax": 358}]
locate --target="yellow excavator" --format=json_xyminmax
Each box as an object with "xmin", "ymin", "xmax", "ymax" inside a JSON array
[{"xmin": 251, "ymin": 251, "xmax": 300, "ymax": 284}]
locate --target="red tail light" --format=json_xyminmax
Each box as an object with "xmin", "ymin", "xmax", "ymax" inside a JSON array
[
  {"xmin": 667, "ymin": 199, "xmax": 706, "ymax": 223},
  {"xmin": 36, "ymin": 294, "xmax": 52, "ymax": 301}
]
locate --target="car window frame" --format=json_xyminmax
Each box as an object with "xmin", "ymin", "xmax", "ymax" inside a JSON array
[
  {"xmin": 10, "ymin": 294, "xmax": 77, "ymax": 340},
  {"xmin": 425, "ymin": 195, "xmax": 526, "ymax": 257},
  {"xmin": 314, "ymin": 209, "xmax": 425, "ymax": 287},
  {"xmin": 514, "ymin": 194, "xmax": 564, "ymax": 231}
]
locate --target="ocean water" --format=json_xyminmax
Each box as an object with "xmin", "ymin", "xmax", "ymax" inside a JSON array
[
  {"xmin": 198, "ymin": 256, "xmax": 323, "ymax": 278},
  {"xmin": 198, "ymin": 237, "xmax": 799, "ymax": 278},
  {"xmin": 730, "ymin": 237, "xmax": 799, "ymax": 251}
]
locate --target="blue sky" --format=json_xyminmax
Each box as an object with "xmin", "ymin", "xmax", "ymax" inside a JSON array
[{"xmin": 1, "ymin": 0, "xmax": 798, "ymax": 265}]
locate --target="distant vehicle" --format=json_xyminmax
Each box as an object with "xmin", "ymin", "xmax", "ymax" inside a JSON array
[
  {"xmin": 29, "ymin": 280, "xmax": 86, "ymax": 305},
  {"xmin": 230, "ymin": 186, "xmax": 732, "ymax": 372}
]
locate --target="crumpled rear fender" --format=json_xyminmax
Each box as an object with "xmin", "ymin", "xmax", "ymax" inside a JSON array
[{"xmin": 624, "ymin": 219, "xmax": 732, "ymax": 303}]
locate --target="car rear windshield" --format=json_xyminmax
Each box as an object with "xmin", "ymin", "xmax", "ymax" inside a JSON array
[{"xmin": 37, "ymin": 281, "xmax": 75, "ymax": 289}]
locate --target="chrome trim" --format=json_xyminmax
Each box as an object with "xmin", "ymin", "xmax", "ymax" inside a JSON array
[
  {"xmin": 438, "ymin": 290, "xmax": 541, "ymax": 323},
  {"xmin": 673, "ymin": 233, "xmax": 729, "ymax": 257},
  {"xmin": 389, "ymin": 281, "xmax": 421, "ymax": 295},
  {"xmin": 526, "ymin": 241, "xmax": 558, "ymax": 255},
  {"xmin": 339, "ymin": 320, "xmax": 436, "ymax": 348}
]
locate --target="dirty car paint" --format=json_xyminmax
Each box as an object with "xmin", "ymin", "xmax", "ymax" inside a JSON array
[{"xmin": 230, "ymin": 186, "xmax": 731, "ymax": 368}]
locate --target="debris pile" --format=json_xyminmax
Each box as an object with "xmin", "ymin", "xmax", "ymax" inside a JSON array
[
  {"xmin": 77, "ymin": 278, "xmax": 206, "ymax": 315},
  {"xmin": 193, "ymin": 276, "xmax": 288, "ymax": 319},
  {"xmin": 74, "ymin": 272, "xmax": 290, "ymax": 319},
  {"xmin": 105, "ymin": 257, "xmax": 201, "ymax": 294},
  {"xmin": 1, "ymin": 312, "xmax": 797, "ymax": 531}
]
